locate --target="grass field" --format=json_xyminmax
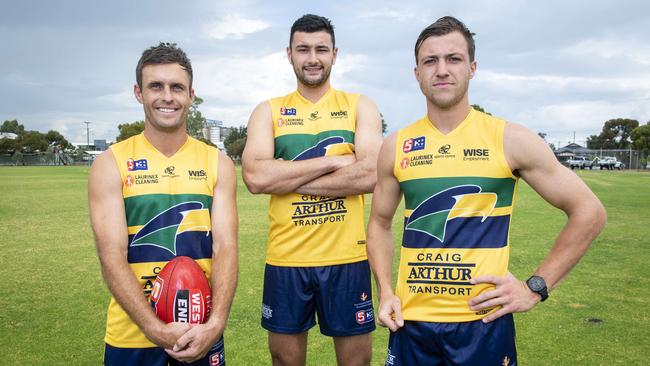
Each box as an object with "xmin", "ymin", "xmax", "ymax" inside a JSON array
[{"xmin": 0, "ymin": 166, "xmax": 648, "ymax": 365}]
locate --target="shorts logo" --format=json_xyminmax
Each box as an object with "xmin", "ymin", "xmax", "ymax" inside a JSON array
[
  {"xmin": 400, "ymin": 157, "xmax": 410, "ymax": 169},
  {"xmin": 127, "ymin": 158, "xmax": 148, "ymax": 171},
  {"xmin": 210, "ymin": 353, "xmax": 223, "ymax": 366},
  {"xmin": 502, "ymin": 356, "xmax": 511, "ymax": 366},
  {"xmin": 386, "ymin": 348, "xmax": 396, "ymax": 365},
  {"xmin": 360, "ymin": 292, "xmax": 368, "ymax": 301},
  {"xmin": 438, "ymin": 144, "xmax": 451, "ymax": 154},
  {"xmin": 280, "ymin": 107, "xmax": 297, "ymax": 115},
  {"xmin": 262, "ymin": 303, "xmax": 273, "ymax": 319},
  {"xmin": 355, "ymin": 309, "xmax": 374, "ymax": 324},
  {"xmin": 403, "ymin": 136, "xmax": 426, "ymax": 153}
]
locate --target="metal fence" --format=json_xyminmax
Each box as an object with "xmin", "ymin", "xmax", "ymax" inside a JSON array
[
  {"xmin": 0, "ymin": 152, "xmax": 79, "ymax": 166},
  {"xmin": 557, "ymin": 149, "xmax": 649, "ymax": 170}
]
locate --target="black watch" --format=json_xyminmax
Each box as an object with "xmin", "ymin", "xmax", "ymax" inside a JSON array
[{"xmin": 526, "ymin": 275, "xmax": 548, "ymax": 302}]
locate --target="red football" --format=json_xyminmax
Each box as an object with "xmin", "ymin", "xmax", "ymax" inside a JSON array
[{"xmin": 150, "ymin": 256, "xmax": 212, "ymax": 324}]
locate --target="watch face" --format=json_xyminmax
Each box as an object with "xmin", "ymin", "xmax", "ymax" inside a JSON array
[{"xmin": 528, "ymin": 276, "xmax": 545, "ymax": 291}]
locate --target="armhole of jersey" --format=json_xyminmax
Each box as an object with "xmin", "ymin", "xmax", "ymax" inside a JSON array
[
  {"xmin": 393, "ymin": 129, "xmax": 402, "ymax": 181},
  {"xmin": 109, "ymin": 145, "xmax": 126, "ymax": 186},
  {"xmin": 211, "ymin": 147, "xmax": 219, "ymax": 190},
  {"xmin": 351, "ymin": 93, "xmax": 361, "ymax": 132},
  {"xmin": 497, "ymin": 120, "xmax": 517, "ymax": 179},
  {"xmin": 269, "ymin": 98, "xmax": 278, "ymax": 137}
]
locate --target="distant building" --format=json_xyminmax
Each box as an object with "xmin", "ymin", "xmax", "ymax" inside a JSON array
[
  {"xmin": 203, "ymin": 119, "xmax": 227, "ymax": 150},
  {"xmin": 554, "ymin": 143, "xmax": 591, "ymax": 162},
  {"xmin": 0, "ymin": 132, "xmax": 17, "ymax": 140}
]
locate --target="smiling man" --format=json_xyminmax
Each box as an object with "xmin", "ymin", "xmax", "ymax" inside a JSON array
[
  {"xmin": 242, "ymin": 14, "xmax": 383, "ymax": 366},
  {"xmin": 89, "ymin": 43, "xmax": 238, "ymax": 365},
  {"xmin": 366, "ymin": 16, "xmax": 606, "ymax": 365}
]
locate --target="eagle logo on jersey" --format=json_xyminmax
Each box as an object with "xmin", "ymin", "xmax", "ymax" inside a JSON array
[
  {"xmin": 130, "ymin": 201, "xmax": 210, "ymax": 255},
  {"xmin": 292, "ymin": 136, "xmax": 347, "ymax": 161},
  {"xmin": 405, "ymin": 185, "xmax": 497, "ymax": 243}
]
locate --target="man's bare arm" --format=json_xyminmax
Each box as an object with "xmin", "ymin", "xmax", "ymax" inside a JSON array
[
  {"xmin": 366, "ymin": 133, "xmax": 404, "ymax": 331},
  {"xmin": 167, "ymin": 151, "xmax": 239, "ymax": 362},
  {"xmin": 469, "ymin": 123, "xmax": 606, "ymax": 322},
  {"xmin": 89, "ymin": 151, "xmax": 189, "ymax": 348},
  {"xmin": 242, "ymin": 101, "xmax": 354, "ymax": 195},
  {"xmin": 295, "ymin": 95, "xmax": 383, "ymax": 197}
]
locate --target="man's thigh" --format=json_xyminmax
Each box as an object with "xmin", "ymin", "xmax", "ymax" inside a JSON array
[
  {"xmin": 261, "ymin": 264, "xmax": 316, "ymax": 334},
  {"xmin": 314, "ymin": 260, "xmax": 376, "ymax": 337}
]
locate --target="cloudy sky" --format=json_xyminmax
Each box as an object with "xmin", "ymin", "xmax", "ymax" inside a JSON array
[{"xmin": 2, "ymin": 0, "xmax": 649, "ymax": 147}]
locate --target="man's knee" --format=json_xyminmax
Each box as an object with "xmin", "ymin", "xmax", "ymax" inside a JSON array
[{"xmin": 268, "ymin": 332, "xmax": 307, "ymax": 366}]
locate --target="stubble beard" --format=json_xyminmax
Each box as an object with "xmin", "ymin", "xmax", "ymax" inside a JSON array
[
  {"xmin": 295, "ymin": 63, "xmax": 332, "ymax": 88},
  {"xmin": 423, "ymin": 78, "xmax": 470, "ymax": 110}
]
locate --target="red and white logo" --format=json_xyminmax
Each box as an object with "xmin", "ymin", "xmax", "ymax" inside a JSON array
[
  {"xmin": 400, "ymin": 157, "xmax": 410, "ymax": 169},
  {"xmin": 125, "ymin": 175, "xmax": 135, "ymax": 187},
  {"xmin": 356, "ymin": 310, "xmax": 366, "ymax": 324},
  {"xmin": 210, "ymin": 352, "xmax": 222, "ymax": 366},
  {"xmin": 150, "ymin": 277, "xmax": 164, "ymax": 302}
]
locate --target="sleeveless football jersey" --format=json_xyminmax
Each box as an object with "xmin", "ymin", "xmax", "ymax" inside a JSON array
[
  {"xmin": 394, "ymin": 109, "xmax": 519, "ymax": 322},
  {"xmin": 105, "ymin": 133, "xmax": 218, "ymax": 347},
  {"xmin": 266, "ymin": 88, "xmax": 367, "ymax": 266}
]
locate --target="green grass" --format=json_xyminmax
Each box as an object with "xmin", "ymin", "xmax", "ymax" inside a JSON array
[{"xmin": 0, "ymin": 167, "xmax": 648, "ymax": 365}]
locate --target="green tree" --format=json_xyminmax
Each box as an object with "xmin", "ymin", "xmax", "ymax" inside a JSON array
[
  {"xmin": 0, "ymin": 138, "xmax": 20, "ymax": 153},
  {"xmin": 187, "ymin": 96, "xmax": 207, "ymax": 139},
  {"xmin": 594, "ymin": 118, "xmax": 639, "ymax": 149},
  {"xmin": 224, "ymin": 126, "xmax": 247, "ymax": 161},
  {"xmin": 11, "ymin": 150, "xmax": 23, "ymax": 165},
  {"xmin": 586, "ymin": 134, "xmax": 603, "ymax": 149},
  {"xmin": 537, "ymin": 132, "xmax": 555, "ymax": 151},
  {"xmin": 631, "ymin": 121, "xmax": 650, "ymax": 153},
  {"xmin": 116, "ymin": 121, "xmax": 145, "ymax": 142},
  {"xmin": 471, "ymin": 104, "xmax": 492, "ymax": 116},
  {"xmin": 45, "ymin": 130, "xmax": 71, "ymax": 149},
  {"xmin": 1, "ymin": 119, "xmax": 25, "ymax": 134},
  {"xmin": 19, "ymin": 131, "xmax": 49, "ymax": 152}
]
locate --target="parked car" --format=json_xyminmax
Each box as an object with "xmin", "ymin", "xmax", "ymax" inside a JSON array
[
  {"xmin": 567, "ymin": 156, "xmax": 594, "ymax": 169},
  {"xmin": 596, "ymin": 156, "xmax": 625, "ymax": 170}
]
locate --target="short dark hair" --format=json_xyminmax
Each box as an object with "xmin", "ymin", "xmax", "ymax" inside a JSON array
[
  {"xmin": 290, "ymin": 14, "xmax": 335, "ymax": 47},
  {"xmin": 414, "ymin": 16, "xmax": 476, "ymax": 64},
  {"xmin": 136, "ymin": 42, "xmax": 193, "ymax": 90}
]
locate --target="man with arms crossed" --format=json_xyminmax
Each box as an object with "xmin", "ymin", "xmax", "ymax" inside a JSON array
[
  {"xmin": 367, "ymin": 16, "xmax": 606, "ymax": 365},
  {"xmin": 242, "ymin": 14, "xmax": 383, "ymax": 366},
  {"xmin": 89, "ymin": 43, "xmax": 238, "ymax": 365}
]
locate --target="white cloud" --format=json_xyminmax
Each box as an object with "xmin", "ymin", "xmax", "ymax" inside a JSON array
[
  {"xmin": 359, "ymin": 8, "xmax": 424, "ymax": 22},
  {"xmin": 192, "ymin": 51, "xmax": 369, "ymax": 125},
  {"xmin": 561, "ymin": 38, "xmax": 650, "ymax": 66},
  {"xmin": 203, "ymin": 14, "xmax": 271, "ymax": 40}
]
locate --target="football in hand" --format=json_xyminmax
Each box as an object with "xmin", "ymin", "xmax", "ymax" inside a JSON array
[{"xmin": 150, "ymin": 256, "xmax": 212, "ymax": 324}]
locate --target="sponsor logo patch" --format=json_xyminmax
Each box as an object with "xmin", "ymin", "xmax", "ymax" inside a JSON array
[
  {"xmin": 308, "ymin": 111, "xmax": 321, "ymax": 121},
  {"xmin": 125, "ymin": 175, "xmax": 135, "ymax": 187},
  {"xmin": 188, "ymin": 169, "xmax": 207, "ymax": 180},
  {"xmin": 127, "ymin": 158, "xmax": 148, "ymax": 171},
  {"xmin": 403, "ymin": 136, "xmax": 426, "ymax": 153},
  {"xmin": 330, "ymin": 110, "xmax": 348, "ymax": 119},
  {"xmin": 280, "ymin": 107, "xmax": 297, "ymax": 115},
  {"xmin": 262, "ymin": 303, "xmax": 273, "ymax": 319}
]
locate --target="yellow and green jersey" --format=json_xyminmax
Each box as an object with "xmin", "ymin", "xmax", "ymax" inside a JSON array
[
  {"xmin": 394, "ymin": 109, "xmax": 519, "ymax": 322},
  {"xmin": 106, "ymin": 133, "xmax": 218, "ymax": 347},
  {"xmin": 266, "ymin": 88, "xmax": 367, "ymax": 266}
]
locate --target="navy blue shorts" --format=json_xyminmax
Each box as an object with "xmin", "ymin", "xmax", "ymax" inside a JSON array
[
  {"xmin": 261, "ymin": 260, "xmax": 376, "ymax": 337},
  {"xmin": 104, "ymin": 338, "xmax": 225, "ymax": 366},
  {"xmin": 385, "ymin": 315, "xmax": 517, "ymax": 366}
]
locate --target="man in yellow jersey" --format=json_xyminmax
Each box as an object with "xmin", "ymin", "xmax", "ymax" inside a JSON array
[
  {"xmin": 366, "ymin": 16, "xmax": 606, "ymax": 365},
  {"xmin": 242, "ymin": 14, "xmax": 383, "ymax": 366},
  {"xmin": 89, "ymin": 43, "xmax": 238, "ymax": 365}
]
